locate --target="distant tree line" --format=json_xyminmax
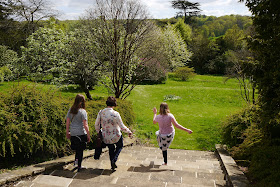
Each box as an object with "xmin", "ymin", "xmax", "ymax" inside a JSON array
[
  {"xmin": 1, "ymin": 0, "xmax": 253, "ymax": 102},
  {"xmin": 1, "ymin": 0, "xmax": 191, "ymax": 99}
]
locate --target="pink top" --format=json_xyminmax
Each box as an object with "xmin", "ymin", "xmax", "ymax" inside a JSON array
[{"xmin": 154, "ymin": 113, "xmax": 188, "ymax": 134}]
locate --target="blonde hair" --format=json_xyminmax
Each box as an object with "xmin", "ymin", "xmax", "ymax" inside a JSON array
[{"xmin": 160, "ymin": 102, "xmax": 170, "ymax": 115}]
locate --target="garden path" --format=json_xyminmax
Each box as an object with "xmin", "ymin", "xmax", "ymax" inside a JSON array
[{"xmin": 15, "ymin": 145, "xmax": 227, "ymax": 187}]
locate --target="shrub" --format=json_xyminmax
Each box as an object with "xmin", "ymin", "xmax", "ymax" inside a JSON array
[
  {"xmin": 0, "ymin": 85, "xmax": 136, "ymax": 169},
  {"xmin": 221, "ymin": 105, "xmax": 256, "ymax": 148},
  {"xmin": 173, "ymin": 66, "xmax": 195, "ymax": 81},
  {"xmin": 0, "ymin": 85, "xmax": 71, "ymax": 167},
  {"xmin": 230, "ymin": 123, "xmax": 263, "ymax": 160}
]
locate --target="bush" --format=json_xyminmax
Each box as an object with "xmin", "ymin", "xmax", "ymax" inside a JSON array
[
  {"xmin": 173, "ymin": 66, "xmax": 195, "ymax": 81},
  {"xmin": 0, "ymin": 85, "xmax": 136, "ymax": 169},
  {"xmin": 221, "ymin": 105, "xmax": 256, "ymax": 148},
  {"xmin": 0, "ymin": 85, "xmax": 71, "ymax": 167},
  {"xmin": 249, "ymin": 145, "xmax": 280, "ymax": 186}
]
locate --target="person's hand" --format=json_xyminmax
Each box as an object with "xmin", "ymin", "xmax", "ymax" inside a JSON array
[
  {"xmin": 66, "ymin": 132, "xmax": 71, "ymax": 139},
  {"xmin": 153, "ymin": 107, "xmax": 157, "ymax": 114},
  {"xmin": 87, "ymin": 134, "xmax": 91, "ymax": 143},
  {"xmin": 187, "ymin": 129, "xmax": 193, "ymax": 134}
]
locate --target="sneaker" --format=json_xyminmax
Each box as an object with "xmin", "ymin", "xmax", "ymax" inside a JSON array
[
  {"xmin": 162, "ymin": 162, "xmax": 167, "ymax": 165},
  {"xmin": 74, "ymin": 159, "xmax": 78, "ymax": 167}
]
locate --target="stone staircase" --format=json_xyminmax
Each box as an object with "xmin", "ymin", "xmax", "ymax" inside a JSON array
[{"xmin": 14, "ymin": 145, "xmax": 227, "ymax": 187}]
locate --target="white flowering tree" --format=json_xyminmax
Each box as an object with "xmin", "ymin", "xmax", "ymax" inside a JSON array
[
  {"xmin": 162, "ymin": 24, "xmax": 192, "ymax": 70},
  {"xmin": 21, "ymin": 26, "xmax": 103, "ymax": 100}
]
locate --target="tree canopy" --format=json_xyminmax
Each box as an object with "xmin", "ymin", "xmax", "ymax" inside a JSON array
[{"xmin": 171, "ymin": 0, "xmax": 201, "ymax": 24}]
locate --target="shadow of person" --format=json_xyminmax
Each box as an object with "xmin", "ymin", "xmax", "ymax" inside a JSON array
[
  {"xmin": 51, "ymin": 167, "xmax": 115, "ymax": 180},
  {"xmin": 128, "ymin": 161, "xmax": 174, "ymax": 173}
]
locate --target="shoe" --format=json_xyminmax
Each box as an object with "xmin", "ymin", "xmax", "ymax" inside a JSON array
[
  {"xmin": 162, "ymin": 162, "xmax": 167, "ymax": 165},
  {"xmin": 111, "ymin": 161, "xmax": 117, "ymax": 170},
  {"xmin": 77, "ymin": 166, "xmax": 86, "ymax": 172},
  {"xmin": 74, "ymin": 159, "xmax": 78, "ymax": 167}
]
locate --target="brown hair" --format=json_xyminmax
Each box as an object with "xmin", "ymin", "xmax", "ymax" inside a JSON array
[
  {"xmin": 106, "ymin": 96, "xmax": 117, "ymax": 107},
  {"xmin": 70, "ymin": 94, "xmax": 86, "ymax": 114},
  {"xmin": 159, "ymin": 102, "xmax": 170, "ymax": 115}
]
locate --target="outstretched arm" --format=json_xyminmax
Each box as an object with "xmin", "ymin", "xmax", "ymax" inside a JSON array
[
  {"xmin": 116, "ymin": 113, "xmax": 133, "ymax": 137},
  {"xmin": 153, "ymin": 107, "xmax": 157, "ymax": 124},
  {"xmin": 171, "ymin": 116, "xmax": 193, "ymax": 134}
]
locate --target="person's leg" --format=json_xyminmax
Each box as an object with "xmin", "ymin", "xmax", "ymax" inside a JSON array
[
  {"xmin": 112, "ymin": 136, "xmax": 123, "ymax": 163},
  {"xmin": 162, "ymin": 150, "xmax": 167, "ymax": 164},
  {"xmin": 107, "ymin": 144, "xmax": 117, "ymax": 170},
  {"xmin": 107, "ymin": 144, "xmax": 116, "ymax": 162},
  {"xmin": 76, "ymin": 148, "xmax": 83, "ymax": 171},
  {"xmin": 77, "ymin": 135, "xmax": 87, "ymax": 171}
]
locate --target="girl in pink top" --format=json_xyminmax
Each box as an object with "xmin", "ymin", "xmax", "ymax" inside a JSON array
[{"xmin": 153, "ymin": 103, "xmax": 192, "ymax": 165}]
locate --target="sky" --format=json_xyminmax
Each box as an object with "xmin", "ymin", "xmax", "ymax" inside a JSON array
[{"xmin": 51, "ymin": 0, "xmax": 251, "ymax": 20}]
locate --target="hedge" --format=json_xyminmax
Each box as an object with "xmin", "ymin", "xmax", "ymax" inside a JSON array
[{"xmin": 0, "ymin": 85, "xmax": 135, "ymax": 169}]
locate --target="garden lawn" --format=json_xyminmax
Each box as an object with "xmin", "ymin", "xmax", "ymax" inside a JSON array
[
  {"xmin": 126, "ymin": 75, "xmax": 246, "ymax": 151},
  {"xmin": 0, "ymin": 75, "xmax": 246, "ymax": 151}
]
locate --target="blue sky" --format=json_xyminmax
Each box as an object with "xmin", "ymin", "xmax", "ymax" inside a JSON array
[{"xmin": 52, "ymin": 0, "xmax": 251, "ymax": 20}]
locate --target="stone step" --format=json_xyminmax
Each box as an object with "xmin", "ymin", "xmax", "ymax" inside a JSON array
[{"xmin": 15, "ymin": 145, "xmax": 228, "ymax": 187}]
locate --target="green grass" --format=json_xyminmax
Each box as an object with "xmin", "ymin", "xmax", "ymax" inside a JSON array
[
  {"xmin": 126, "ymin": 75, "xmax": 246, "ymax": 151},
  {"xmin": 0, "ymin": 75, "xmax": 246, "ymax": 151}
]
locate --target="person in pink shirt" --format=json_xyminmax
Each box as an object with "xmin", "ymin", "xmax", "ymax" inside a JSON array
[{"xmin": 153, "ymin": 102, "xmax": 193, "ymax": 165}]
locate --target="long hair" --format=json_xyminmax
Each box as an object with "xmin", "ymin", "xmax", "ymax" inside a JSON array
[
  {"xmin": 159, "ymin": 102, "xmax": 170, "ymax": 115},
  {"xmin": 70, "ymin": 94, "xmax": 86, "ymax": 114}
]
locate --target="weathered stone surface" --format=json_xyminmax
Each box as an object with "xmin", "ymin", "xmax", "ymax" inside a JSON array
[
  {"xmin": 3, "ymin": 144, "xmax": 232, "ymax": 186},
  {"xmin": 215, "ymin": 144, "xmax": 249, "ymax": 187}
]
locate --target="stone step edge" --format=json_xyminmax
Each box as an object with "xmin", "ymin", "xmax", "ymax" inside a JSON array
[
  {"xmin": 0, "ymin": 137, "xmax": 136, "ymax": 186},
  {"xmin": 215, "ymin": 144, "xmax": 249, "ymax": 187}
]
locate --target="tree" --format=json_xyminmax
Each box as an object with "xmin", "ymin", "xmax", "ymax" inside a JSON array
[
  {"xmin": 239, "ymin": 0, "xmax": 280, "ymax": 138},
  {"xmin": 0, "ymin": 1, "xmax": 20, "ymax": 51},
  {"xmin": 174, "ymin": 18, "xmax": 192, "ymax": 44},
  {"xmin": 225, "ymin": 49, "xmax": 256, "ymax": 105},
  {"xmin": 66, "ymin": 28, "xmax": 104, "ymax": 100},
  {"xmin": 223, "ymin": 25, "xmax": 245, "ymax": 51},
  {"xmin": 85, "ymin": 0, "xmax": 163, "ymax": 99},
  {"xmin": 10, "ymin": 0, "xmax": 59, "ymax": 34},
  {"xmin": 189, "ymin": 34, "xmax": 219, "ymax": 74},
  {"xmin": 0, "ymin": 45, "xmax": 18, "ymax": 81},
  {"xmin": 0, "ymin": 0, "xmax": 13, "ymax": 21},
  {"xmin": 21, "ymin": 23, "xmax": 103, "ymax": 100},
  {"xmin": 171, "ymin": 0, "xmax": 201, "ymax": 24},
  {"xmin": 161, "ymin": 24, "xmax": 191, "ymax": 70},
  {"xmin": 21, "ymin": 27, "xmax": 68, "ymax": 82}
]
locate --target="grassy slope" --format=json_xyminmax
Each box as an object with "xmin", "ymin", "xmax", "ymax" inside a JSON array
[
  {"xmin": 127, "ymin": 75, "xmax": 245, "ymax": 151},
  {"xmin": 0, "ymin": 75, "xmax": 245, "ymax": 151}
]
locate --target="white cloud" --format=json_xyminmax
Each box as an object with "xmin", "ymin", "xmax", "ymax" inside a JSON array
[{"xmin": 50, "ymin": 0, "xmax": 251, "ymax": 20}]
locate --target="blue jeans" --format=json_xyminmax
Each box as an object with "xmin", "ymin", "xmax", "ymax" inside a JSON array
[{"xmin": 107, "ymin": 136, "xmax": 123, "ymax": 163}]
